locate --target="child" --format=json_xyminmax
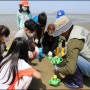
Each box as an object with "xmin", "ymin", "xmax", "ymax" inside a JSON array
[
  {"xmin": 0, "ymin": 25, "xmax": 10, "ymax": 62},
  {"xmin": 15, "ymin": 19, "xmax": 39, "ymax": 59},
  {"xmin": 17, "ymin": 0, "xmax": 32, "ymax": 30},
  {"xmin": 0, "ymin": 37, "xmax": 41, "ymax": 89},
  {"xmin": 42, "ymin": 24, "xmax": 59, "ymax": 57},
  {"xmin": 34, "ymin": 12, "xmax": 47, "ymax": 47}
]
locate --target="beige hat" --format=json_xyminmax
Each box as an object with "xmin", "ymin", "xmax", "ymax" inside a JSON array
[{"xmin": 53, "ymin": 16, "xmax": 73, "ymax": 37}]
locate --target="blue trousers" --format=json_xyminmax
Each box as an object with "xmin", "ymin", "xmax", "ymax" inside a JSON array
[{"xmin": 77, "ymin": 56, "xmax": 90, "ymax": 77}]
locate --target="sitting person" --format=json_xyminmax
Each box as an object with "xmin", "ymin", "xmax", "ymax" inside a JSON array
[
  {"xmin": 15, "ymin": 19, "xmax": 39, "ymax": 59},
  {"xmin": 34, "ymin": 12, "xmax": 47, "ymax": 47},
  {"xmin": 53, "ymin": 16, "xmax": 90, "ymax": 88},
  {"xmin": 0, "ymin": 37, "xmax": 41, "ymax": 89},
  {"xmin": 42, "ymin": 24, "xmax": 59, "ymax": 57},
  {"xmin": 33, "ymin": 16, "xmax": 38, "ymax": 23},
  {"xmin": 0, "ymin": 25, "xmax": 10, "ymax": 62},
  {"xmin": 56, "ymin": 10, "xmax": 65, "ymax": 18}
]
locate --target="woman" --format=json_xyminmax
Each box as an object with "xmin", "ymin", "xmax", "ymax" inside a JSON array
[{"xmin": 0, "ymin": 37, "xmax": 41, "ymax": 89}]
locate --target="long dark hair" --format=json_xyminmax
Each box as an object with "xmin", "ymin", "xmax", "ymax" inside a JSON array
[
  {"xmin": 0, "ymin": 25, "xmax": 10, "ymax": 55},
  {"xmin": 19, "ymin": 5, "xmax": 30, "ymax": 14},
  {"xmin": 38, "ymin": 12, "xmax": 47, "ymax": 27},
  {"xmin": 0, "ymin": 37, "xmax": 29, "ymax": 84}
]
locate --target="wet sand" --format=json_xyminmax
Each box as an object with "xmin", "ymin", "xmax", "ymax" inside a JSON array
[
  {"xmin": 28, "ymin": 58, "xmax": 90, "ymax": 90},
  {"xmin": 0, "ymin": 14, "xmax": 90, "ymax": 90}
]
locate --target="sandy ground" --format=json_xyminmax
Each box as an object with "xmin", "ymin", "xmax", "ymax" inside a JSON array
[{"xmin": 27, "ymin": 57, "xmax": 90, "ymax": 90}]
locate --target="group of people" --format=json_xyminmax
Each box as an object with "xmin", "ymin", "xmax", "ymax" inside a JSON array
[
  {"xmin": 17, "ymin": 0, "xmax": 60, "ymax": 59},
  {"xmin": 0, "ymin": 0, "xmax": 90, "ymax": 89}
]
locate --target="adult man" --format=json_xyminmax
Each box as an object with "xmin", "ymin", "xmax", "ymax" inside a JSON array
[{"xmin": 53, "ymin": 16, "xmax": 90, "ymax": 88}]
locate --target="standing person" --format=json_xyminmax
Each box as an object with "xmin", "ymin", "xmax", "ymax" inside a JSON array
[
  {"xmin": 0, "ymin": 37, "xmax": 41, "ymax": 89},
  {"xmin": 56, "ymin": 10, "xmax": 65, "ymax": 56},
  {"xmin": 17, "ymin": 0, "xmax": 32, "ymax": 30},
  {"xmin": 53, "ymin": 16, "xmax": 90, "ymax": 88},
  {"xmin": 42, "ymin": 24, "xmax": 59, "ymax": 57},
  {"xmin": 15, "ymin": 19, "xmax": 39, "ymax": 59},
  {"xmin": 0, "ymin": 25, "xmax": 10, "ymax": 62}
]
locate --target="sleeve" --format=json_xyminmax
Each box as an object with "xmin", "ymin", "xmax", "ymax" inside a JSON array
[
  {"xmin": 42, "ymin": 32, "xmax": 50, "ymax": 54},
  {"xmin": 51, "ymin": 36, "xmax": 59, "ymax": 52},
  {"xmin": 17, "ymin": 12, "xmax": 20, "ymax": 30},
  {"xmin": 29, "ymin": 12, "xmax": 32, "ymax": 19},
  {"xmin": 57, "ymin": 39, "xmax": 84, "ymax": 75}
]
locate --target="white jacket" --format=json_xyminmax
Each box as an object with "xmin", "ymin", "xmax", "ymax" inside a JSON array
[{"xmin": 0, "ymin": 56, "xmax": 35, "ymax": 89}]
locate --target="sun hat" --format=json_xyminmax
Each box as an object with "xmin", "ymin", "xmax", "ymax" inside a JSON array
[
  {"xmin": 53, "ymin": 16, "xmax": 73, "ymax": 37},
  {"xmin": 56, "ymin": 10, "xmax": 65, "ymax": 18},
  {"xmin": 20, "ymin": 0, "xmax": 29, "ymax": 7}
]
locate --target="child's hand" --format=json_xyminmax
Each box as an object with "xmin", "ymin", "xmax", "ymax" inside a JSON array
[
  {"xmin": 48, "ymin": 51, "xmax": 52, "ymax": 57},
  {"xmin": 35, "ymin": 47, "xmax": 39, "ymax": 55}
]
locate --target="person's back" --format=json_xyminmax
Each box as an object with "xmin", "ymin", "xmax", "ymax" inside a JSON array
[
  {"xmin": 35, "ymin": 12, "xmax": 47, "ymax": 47},
  {"xmin": 0, "ymin": 37, "xmax": 41, "ymax": 89}
]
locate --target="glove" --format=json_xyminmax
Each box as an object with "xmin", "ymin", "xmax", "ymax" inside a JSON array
[
  {"xmin": 35, "ymin": 47, "xmax": 39, "ymax": 55},
  {"xmin": 54, "ymin": 65, "xmax": 59, "ymax": 71},
  {"xmin": 34, "ymin": 39, "xmax": 39, "ymax": 44},
  {"xmin": 48, "ymin": 51, "xmax": 52, "ymax": 57},
  {"xmin": 28, "ymin": 51, "xmax": 33, "ymax": 58}
]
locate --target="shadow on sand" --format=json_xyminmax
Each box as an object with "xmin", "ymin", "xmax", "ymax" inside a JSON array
[
  {"xmin": 28, "ymin": 78, "xmax": 46, "ymax": 90},
  {"xmin": 83, "ymin": 76, "xmax": 90, "ymax": 88}
]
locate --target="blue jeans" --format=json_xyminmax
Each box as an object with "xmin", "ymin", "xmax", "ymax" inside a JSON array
[{"xmin": 77, "ymin": 56, "xmax": 90, "ymax": 77}]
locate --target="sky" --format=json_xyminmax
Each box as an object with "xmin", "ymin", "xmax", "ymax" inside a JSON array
[{"xmin": 0, "ymin": 1, "xmax": 90, "ymax": 14}]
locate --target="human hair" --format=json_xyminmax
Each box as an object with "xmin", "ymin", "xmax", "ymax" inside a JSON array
[
  {"xmin": 24, "ymin": 19, "xmax": 37, "ymax": 32},
  {"xmin": 0, "ymin": 25, "xmax": 10, "ymax": 54},
  {"xmin": 19, "ymin": 5, "xmax": 30, "ymax": 14},
  {"xmin": 47, "ymin": 24, "xmax": 55, "ymax": 31},
  {"xmin": 0, "ymin": 25, "xmax": 10, "ymax": 37},
  {"xmin": 0, "ymin": 37, "xmax": 29, "ymax": 84},
  {"xmin": 38, "ymin": 12, "xmax": 47, "ymax": 27}
]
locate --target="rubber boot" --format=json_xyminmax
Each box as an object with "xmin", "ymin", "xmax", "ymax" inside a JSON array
[{"xmin": 65, "ymin": 67, "xmax": 83, "ymax": 88}]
